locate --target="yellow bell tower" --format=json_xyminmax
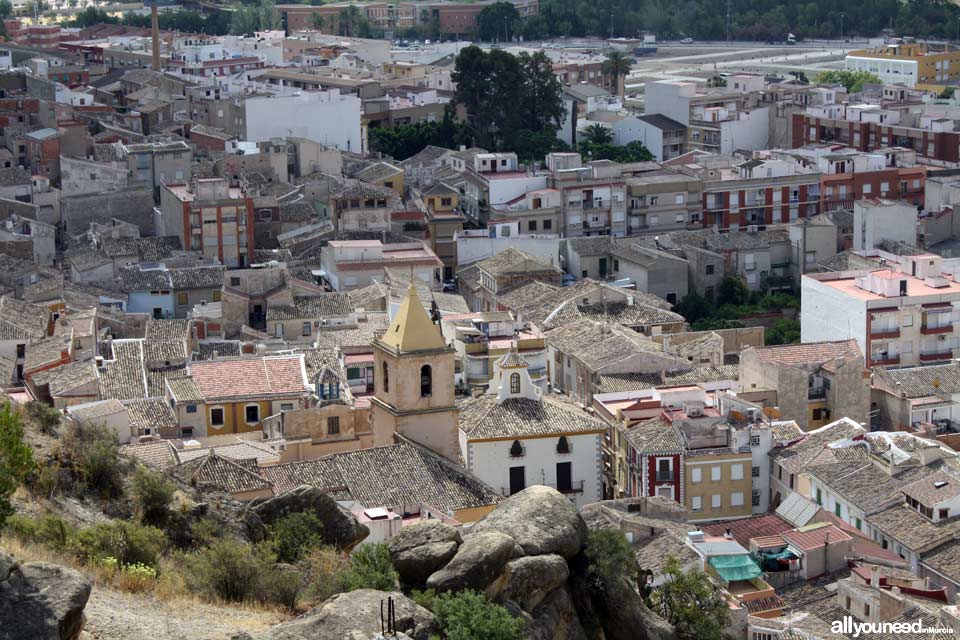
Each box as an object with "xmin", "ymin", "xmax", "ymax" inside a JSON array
[{"xmin": 370, "ymin": 283, "xmax": 459, "ymax": 461}]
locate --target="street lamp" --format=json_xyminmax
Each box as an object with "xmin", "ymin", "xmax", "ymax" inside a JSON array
[{"xmin": 840, "ymin": 12, "xmax": 845, "ymax": 42}]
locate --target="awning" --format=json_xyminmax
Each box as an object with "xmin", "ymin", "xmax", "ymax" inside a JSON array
[{"xmin": 708, "ymin": 555, "xmax": 762, "ymax": 582}]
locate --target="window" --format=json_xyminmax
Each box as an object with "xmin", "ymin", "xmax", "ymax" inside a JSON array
[
  {"xmin": 245, "ymin": 405, "xmax": 260, "ymax": 424},
  {"xmin": 557, "ymin": 436, "xmax": 571, "ymax": 454},
  {"xmin": 528, "ymin": 220, "xmax": 537, "ymax": 232},
  {"xmin": 382, "ymin": 362, "xmax": 389, "ymax": 393},
  {"xmin": 731, "ymin": 464, "xmax": 744, "ymax": 480},
  {"xmin": 302, "ymin": 322, "xmax": 312, "ymax": 337},
  {"xmin": 864, "ymin": 603, "xmax": 870, "ymax": 617},
  {"xmin": 210, "ymin": 407, "xmax": 225, "ymax": 426},
  {"xmin": 327, "ymin": 416, "xmax": 340, "ymax": 435},
  {"xmin": 903, "ymin": 314, "xmax": 913, "ymax": 327},
  {"xmin": 752, "ymin": 466, "xmax": 760, "ymax": 477},
  {"xmin": 692, "ymin": 496, "xmax": 702, "ymax": 511},
  {"xmin": 186, "ymin": 404, "xmax": 197, "ymax": 414},
  {"xmin": 510, "ymin": 372, "xmax": 520, "ymax": 394},
  {"xmin": 941, "ymin": 508, "xmax": 950, "ymax": 520},
  {"xmin": 863, "ymin": 183, "xmax": 872, "ymax": 194},
  {"xmin": 665, "ymin": 292, "xmax": 678, "ymax": 305},
  {"xmin": 543, "ymin": 220, "xmax": 552, "ymax": 230},
  {"xmin": 177, "ymin": 292, "xmax": 188, "ymax": 306},
  {"xmin": 705, "ymin": 264, "xmax": 715, "ymax": 275},
  {"xmin": 752, "ymin": 490, "xmax": 761, "ymax": 506},
  {"xmin": 230, "ymin": 277, "xmax": 241, "ymax": 287},
  {"xmin": 420, "ymin": 365, "xmax": 432, "ymax": 397},
  {"xmin": 711, "ymin": 466, "xmax": 721, "ymax": 482},
  {"xmin": 731, "ymin": 492, "xmax": 744, "ymax": 507},
  {"xmin": 509, "ymin": 440, "xmax": 524, "ymax": 457},
  {"xmin": 711, "ymin": 494, "xmax": 721, "ymax": 509},
  {"xmin": 855, "ymin": 517, "xmax": 863, "ymax": 530},
  {"xmin": 749, "ymin": 434, "xmax": 760, "ymax": 446},
  {"xmin": 691, "ymin": 467, "xmax": 702, "ymax": 483},
  {"xmin": 280, "ymin": 403, "xmax": 293, "ymax": 411},
  {"xmin": 835, "ymin": 502, "xmax": 842, "ymax": 517}
]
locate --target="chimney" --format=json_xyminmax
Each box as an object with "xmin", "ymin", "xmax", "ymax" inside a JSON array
[
  {"xmin": 723, "ymin": 527, "xmax": 733, "ymax": 540},
  {"xmin": 870, "ymin": 565, "xmax": 880, "ymax": 588}
]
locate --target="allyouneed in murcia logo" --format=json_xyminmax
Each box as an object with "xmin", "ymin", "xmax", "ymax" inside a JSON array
[{"xmin": 831, "ymin": 616, "xmax": 953, "ymax": 637}]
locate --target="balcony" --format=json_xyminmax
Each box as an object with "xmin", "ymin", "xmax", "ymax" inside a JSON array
[
  {"xmin": 656, "ymin": 471, "xmax": 673, "ymax": 482},
  {"xmin": 872, "ymin": 354, "xmax": 900, "ymax": 366},
  {"xmin": 921, "ymin": 324, "xmax": 953, "ymax": 335},
  {"xmin": 808, "ymin": 387, "xmax": 826, "ymax": 400},
  {"xmin": 870, "ymin": 328, "xmax": 900, "ymax": 340},
  {"xmin": 551, "ymin": 480, "xmax": 585, "ymax": 495},
  {"xmin": 920, "ymin": 351, "xmax": 953, "ymax": 362}
]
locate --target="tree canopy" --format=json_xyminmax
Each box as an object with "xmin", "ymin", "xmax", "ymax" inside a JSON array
[
  {"xmin": 649, "ymin": 557, "xmax": 731, "ymax": 640},
  {"xmin": 814, "ymin": 70, "xmax": 882, "ymax": 93},
  {"xmin": 477, "ymin": 1, "xmax": 521, "ymax": 42},
  {"xmin": 0, "ymin": 403, "xmax": 34, "ymax": 529}
]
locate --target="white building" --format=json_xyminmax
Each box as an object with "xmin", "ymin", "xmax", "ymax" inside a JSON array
[
  {"xmin": 846, "ymin": 53, "xmax": 919, "ymax": 88},
  {"xmin": 244, "ymin": 89, "xmax": 362, "ymax": 152},
  {"xmin": 801, "ymin": 254, "xmax": 960, "ymax": 368},
  {"xmin": 853, "ymin": 199, "xmax": 919, "ymax": 252},
  {"xmin": 458, "ymin": 352, "xmax": 605, "ymax": 510}
]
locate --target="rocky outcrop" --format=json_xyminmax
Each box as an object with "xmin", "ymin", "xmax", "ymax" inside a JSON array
[
  {"xmin": 384, "ymin": 486, "xmax": 676, "ymax": 640},
  {"xmin": 470, "ymin": 485, "xmax": 587, "ymax": 559},
  {"xmin": 425, "ymin": 531, "xmax": 515, "ymax": 593},
  {"xmin": 0, "ymin": 550, "xmax": 91, "ymax": 640},
  {"xmin": 264, "ymin": 589, "xmax": 436, "ymax": 640},
  {"xmin": 244, "ymin": 485, "xmax": 369, "ymax": 550},
  {"xmin": 387, "ymin": 520, "xmax": 462, "ymax": 584}
]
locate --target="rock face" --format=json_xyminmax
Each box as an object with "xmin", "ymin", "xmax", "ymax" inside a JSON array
[
  {"xmin": 265, "ymin": 589, "xmax": 436, "ymax": 640},
  {"xmin": 387, "ymin": 520, "xmax": 462, "ymax": 584},
  {"xmin": 244, "ymin": 485, "xmax": 369, "ymax": 550},
  {"xmin": 376, "ymin": 486, "xmax": 676, "ymax": 640},
  {"xmin": 470, "ymin": 485, "xmax": 587, "ymax": 559},
  {"xmin": 425, "ymin": 531, "xmax": 515, "ymax": 593},
  {"xmin": 0, "ymin": 551, "xmax": 92, "ymax": 640}
]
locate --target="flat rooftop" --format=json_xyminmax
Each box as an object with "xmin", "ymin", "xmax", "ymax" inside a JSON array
[{"xmin": 807, "ymin": 269, "xmax": 960, "ymax": 301}]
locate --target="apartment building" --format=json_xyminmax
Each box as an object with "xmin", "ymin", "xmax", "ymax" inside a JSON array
[
  {"xmin": 801, "ymin": 254, "xmax": 960, "ymax": 368},
  {"xmin": 791, "ymin": 103, "xmax": 960, "ymax": 165},
  {"xmin": 845, "ymin": 42, "xmax": 960, "ymax": 89},
  {"xmin": 644, "ymin": 79, "xmax": 769, "ymax": 155},
  {"xmin": 625, "ymin": 168, "xmax": 703, "ymax": 234},
  {"xmin": 319, "ymin": 239, "xmax": 443, "ymax": 291},
  {"xmin": 545, "ymin": 153, "xmax": 627, "ymax": 237},
  {"xmin": 166, "ymin": 39, "xmax": 265, "ymax": 78},
  {"xmin": 158, "ymin": 178, "xmax": 255, "ymax": 268},
  {"xmin": 677, "ymin": 156, "xmax": 820, "ymax": 230},
  {"xmin": 460, "ymin": 152, "xmax": 547, "ymax": 226}
]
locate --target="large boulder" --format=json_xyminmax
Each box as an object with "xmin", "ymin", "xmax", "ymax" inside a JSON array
[
  {"xmin": 502, "ymin": 554, "xmax": 570, "ymax": 612},
  {"xmin": 470, "ymin": 485, "xmax": 587, "ymax": 560},
  {"xmin": 265, "ymin": 589, "xmax": 436, "ymax": 640},
  {"xmin": 426, "ymin": 531, "xmax": 515, "ymax": 593},
  {"xmin": 0, "ymin": 553, "xmax": 92, "ymax": 640},
  {"xmin": 527, "ymin": 587, "xmax": 589, "ymax": 640},
  {"xmin": 387, "ymin": 520, "xmax": 462, "ymax": 584},
  {"xmin": 245, "ymin": 485, "xmax": 369, "ymax": 550},
  {"xmin": 570, "ymin": 569, "xmax": 674, "ymax": 640}
]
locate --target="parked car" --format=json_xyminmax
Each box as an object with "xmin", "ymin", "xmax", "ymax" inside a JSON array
[
  {"xmin": 680, "ymin": 37, "xmax": 694, "ymax": 44},
  {"xmin": 443, "ymin": 280, "xmax": 457, "ymax": 292}
]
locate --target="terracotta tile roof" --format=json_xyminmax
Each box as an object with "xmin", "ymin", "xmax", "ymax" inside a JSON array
[
  {"xmin": 98, "ymin": 340, "xmax": 148, "ymax": 400},
  {"xmin": 175, "ymin": 440, "xmax": 280, "ymax": 466},
  {"xmin": 165, "ymin": 376, "xmax": 203, "ymax": 403},
  {"xmin": 265, "ymin": 294, "xmax": 352, "ymax": 320},
  {"xmin": 782, "ymin": 524, "xmax": 852, "ymax": 551},
  {"xmin": 702, "ymin": 514, "xmax": 794, "ymax": 548},
  {"xmin": 597, "ymin": 365, "xmax": 740, "ymax": 393},
  {"xmin": 869, "ymin": 503, "xmax": 960, "ymax": 554},
  {"xmin": 546, "ymin": 319, "xmax": 688, "ymax": 372},
  {"xmin": 874, "ymin": 363, "xmax": 960, "ymax": 398},
  {"xmin": 145, "ymin": 319, "xmax": 191, "ymax": 340},
  {"xmin": 32, "ymin": 361, "xmax": 98, "ymax": 397},
  {"xmin": 748, "ymin": 339, "xmax": 862, "ymax": 368},
  {"xmin": 623, "ymin": 417, "xmax": 684, "ymax": 454},
  {"xmin": 194, "ymin": 341, "xmax": 242, "ymax": 361},
  {"xmin": 0, "ymin": 296, "xmax": 48, "ymax": 341},
  {"xmin": 901, "ymin": 470, "xmax": 960, "ymax": 505},
  {"xmin": 474, "ymin": 247, "xmax": 561, "ymax": 278},
  {"xmin": 172, "ymin": 453, "xmax": 273, "ymax": 495},
  {"xmin": 188, "ymin": 355, "xmax": 309, "ymax": 402},
  {"xmin": 124, "ymin": 398, "xmax": 178, "ymax": 436},
  {"xmin": 23, "ymin": 334, "xmax": 71, "ymax": 372},
  {"xmin": 769, "ymin": 418, "xmax": 867, "ymax": 475},
  {"xmin": 743, "ymin": 595, "xmax": 785, "ymax": 615},
  {"xmin": 458, "ymin": 394, "xmax": 607, "ymax": 440},
  {"xmin": 119, "ymin": 440, "xmax": 177, "ymax": 470}
]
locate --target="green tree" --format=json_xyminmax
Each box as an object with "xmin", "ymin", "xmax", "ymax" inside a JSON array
[
  {"xmin": 0, "ymin": 403, "xmax": 33, "ymax": 529},
  {"xmin": 0, "ymin": 0, "xmax": 12, "ymax": 18},
  {"xmin": 61, "ymin": 421, "xmax": 125, "ymax": 498},
  {"xmin": 706, "ymin": 73, "xmax": 727, "ymax": 88},
  {"xmin": 477, "ymin": 1, "xmax": 520, "ymax": 42},
  {"xmin": 941, "ymin": 87, "xmax": 956, "ymax": 100},
  {"xmin": 337, "ymin": 543, "xmax": 398, "ymax": 592},
  {"xmin": 132, "ymin": 466, "xmax": 175, "ymax": 528},
  {"xmin": 584, "ymin": 528, "xmax": 638, "ymax": 588},
  {"xmin": 271, "ymin": 512, "xmax": 326, "ymax": 563},
  {"xmin": 230, "ymin": 5, "xmax": 262, "ymax": 35},
  {"xmin": 259, "ymin": 0, "xmax": 281, "ymax": 31},
  {"xmin": 338, "ymin": 4, "xmax": 362, "ymax": 36},
  {"xmin": 765, "ymin": 318, "xmax": 801, "ymax": 345},
  {"xmin": 517, "ymin": 50, "xmax": 565, "ymax": 132},
  {"xmin": 414, "ymin": 590, "xmax": 524, "ymax": 640},
  {"xmin": 673, "ymin": 291, "xmax": 712, "ymax": 322},
  {"xmin": 310, "ymin": 11, "xmax": 326, "ymax": 31},
  {"xmin": 74, "ymin": 520, "xmax": 165, "ymax": 567},
  {"xmin": 601, "ymin": 50, "xmax": 633, "ymax": 97},
  {"xmin": 717, "ymin": 276, "xmax": 750, "ymax": 307},
  {"xmin": 649, "ymin": 556, "xmax": 731, "ymax": 640},
  {"xmin": 25, "ymin": 401, "xmax": 60, "ymax": 436},
  {"xmin": 814, "ymin": 69, "xmax": 882, "ymax": 93},
  {"xmin": 72, "ymin": 6, "xmax": 118, "ymax": 27},
  {"xmin": 582, "ymin": 123, "xmax": 613, "ymax": 145}
]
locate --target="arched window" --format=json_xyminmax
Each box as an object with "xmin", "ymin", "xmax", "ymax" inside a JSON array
[
  {"xmin": 420, "ymin": 365, "xmax": 432, "ymax": 397},
  {"xmin": 557, "ymin": 436, "xmax": 571, "ymax": 454},
  {"xmin": 510, "ymin": 372, "xmax": 521, "ymax": 394},
  {"xmin": 382, "ymin": 362, "xmax": 389, "ymax": 393},
  {"xmin": 509, "ymin": 440, "xmax": 524, "ymax": 458}
]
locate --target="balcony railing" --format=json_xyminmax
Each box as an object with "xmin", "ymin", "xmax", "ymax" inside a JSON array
[
  {"xmin": 656, "ymin": 471, "xmax": 673, "ymax": 482},
  {"xmin": 872, "ymin": 354, "xmax": 900, "ymax": 366},
  {"xmin": 870, "ymin": 328, "xmax": 900, "ymax": 339},
  {"xmin": 921, "ymin": 324, "xmax": 952, "ymax": 335},
  {"xmin": 808, "ymin": 387, "xmax": 826, "ymax": 400},
  {"xmin": 551, "ymin": 480, "xmax": 585, "ymax": 494},
  {"xmin": 920, "ymin": 351, "xmax": 953, "ymax": 362}
]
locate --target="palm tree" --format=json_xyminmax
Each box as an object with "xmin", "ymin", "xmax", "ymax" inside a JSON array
[
  {"xmin": 311, "ymin": 11, "xmax": 326, "ymax": 32},
  {"xmin": 602, "ymin": 50, "xmax": 633, "ymax": 97},
  {"xmin": 583, "ymin": 123, "xmax": 613, "ymax": 145}
]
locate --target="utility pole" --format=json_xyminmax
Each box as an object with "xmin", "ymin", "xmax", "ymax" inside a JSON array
[
  {"xmin": 725, "ymin": 0, "xmax": 732, "ymax": 44},
  {"xmin": 840, "ymin": 12, "xmax": 845, "ymax": 42}
]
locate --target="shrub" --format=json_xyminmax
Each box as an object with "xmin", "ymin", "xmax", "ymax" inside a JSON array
[
  {"xmin": 337, "ymin": 543, "xmax": 398, "ymax": 592},
  {"xmin": 299, "ymin": 546, "xmax": 347, "ymax": 602},
  {"xmin": 271, "ymin": 512, "xmax": 326, "ymax": 563},
  {"xmin": 188, "ymin": 516, "xmax": 224, "ymax": 549},
  {"xmin": 61, "ymin": 421, "xmax": 125, "ymax": 498},
  {"xmin": 131, "ymin": 467, "xmax": 175, "ymax": 527},
  {"xmin": 73, "ymin": 520, "xmax": 165, "ymax": 568},
  {"xmin": 25, "ymin": 401, "xmax": 62, "ymax": 436},
  {"xmin": 649, "ymin": 556, "xmax": 730, "ymax": 640},
  {"xmin": 35, "ymin": 462, "xmax": 60, "ymax": 498},
  {"xmin": 413, "ymin": 590, "xmax": 524, "ymax": 640},
  {"xmin": 184, "ymin": 540, "xmax": 263, "ymax": 602},
  {"xmin": 0, "ymin": 402, "xmax": 34, "ymax": 529},
  {"xmin": 257, "ymin": 564, "xmax": 301, "ymax": 611},
  {"xmin": 3, "ymin": 514, "xmax": 74, "ymax": 551},
  {"xmin": 584, "ymin": 528, "xmax": 638, "ymax": 588},
  {"xmin": 118, "ymin": 562, "xmax": 158, "ymax": 593}
]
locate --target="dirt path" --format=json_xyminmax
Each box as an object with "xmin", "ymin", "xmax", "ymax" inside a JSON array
[{"xmin": 81, "ymin": 587, "xmax": 286, "ymax": 640}]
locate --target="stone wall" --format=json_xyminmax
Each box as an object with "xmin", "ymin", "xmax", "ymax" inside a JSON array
[{"xmin": 61, "ymin": 187, "xmax": 155, "ymax": 237}]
